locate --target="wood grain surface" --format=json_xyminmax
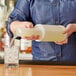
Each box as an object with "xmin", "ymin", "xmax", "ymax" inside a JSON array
[{"xmin": 0, "ymin": 64, "xmax": 76, "ymax": 76}]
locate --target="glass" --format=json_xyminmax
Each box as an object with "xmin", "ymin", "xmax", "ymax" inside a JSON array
[{"xmin": 4, "ymin": 45, "xmax": 19, "ymax": 68}]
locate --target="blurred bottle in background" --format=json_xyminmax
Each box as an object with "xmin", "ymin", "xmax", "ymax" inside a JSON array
[
  {"xmin": 0, "ymin": 0, "xmax": 7, "ymax": 51},
  {"xmin": 0, "ymin": 0, "xmax": 7, "ymax": 27},
  {"xmin": 20, "ymin": 39, "xmax": 32, "ymax": 54},
  {"xmin": 0, "ymin": 0, "xmax": 14, "ymax": 51},
  {"xmin": 7, "ymin": 0, "xmax": 14, "ymax": 18}
]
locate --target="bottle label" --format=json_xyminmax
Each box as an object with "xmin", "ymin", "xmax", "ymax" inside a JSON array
[
  {"xmin": 21, "ymin": 39, "xmax": 32, "ymax": 50},
  {"xmin": 21, "ymin": 39, "xmax": 26, "ymax": 50}
]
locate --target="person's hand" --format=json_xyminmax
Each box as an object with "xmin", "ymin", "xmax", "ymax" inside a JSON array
[
  {"xmin": 10, "ymin": 21, "xmax": 39, "ymax": 40},
  {"xmin": 55, "ymin": 24, "xmax": 76, "ymax": 45},
  {"xmin": 10, "ymin": 21, "xmax": 33, "ymax": 32}
]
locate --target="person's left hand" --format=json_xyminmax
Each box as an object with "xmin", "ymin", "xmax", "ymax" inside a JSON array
[{"xmin": 55, "ymin": 23, "xmax": 76, "ymax": 45}]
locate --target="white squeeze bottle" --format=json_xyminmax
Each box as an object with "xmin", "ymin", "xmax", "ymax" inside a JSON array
[{"xmin": 16, "ymin": 24, "xmax": 67, "ymax": 42}]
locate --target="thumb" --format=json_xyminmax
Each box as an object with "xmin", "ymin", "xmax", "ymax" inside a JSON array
[{"xmin": 62, "ymin": 24, "xmax": 71, "ymax": 34}]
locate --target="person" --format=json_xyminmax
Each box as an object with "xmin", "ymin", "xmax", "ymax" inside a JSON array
[{"xmin": 6, "ymin": 0, "xmax": 76, "ymax": 61}]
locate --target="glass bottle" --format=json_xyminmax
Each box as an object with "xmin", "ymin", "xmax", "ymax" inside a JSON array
[
  {"xmin": 7, "ymin": 0, "xmax": 14, "ymax": 17},
  {"xmin": 0, "ymin": 0, "xmax": 7, "ymax": 27},
  {"xmin": 0, "ymin": 0, "xmax": 7, "ymax": 51}
]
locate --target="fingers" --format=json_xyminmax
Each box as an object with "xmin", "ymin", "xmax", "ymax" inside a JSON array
[
  {"xmin": 23, "ymin": 35, "xmax": 40, "ymax": 40},
  {"xmin": 24, "ymin": 22, "xmax": 33, "ymax": 28},
  {"xmin": 55, "ymin": 23, "xmax": 76, "ymax": 45},
  {"xmin": 63, "ymin": 24, "xmax": 71, "ymax": 34},
  {"xmin": 62, "ymin": 24, "xmax": 74, "ymax": 37},
  {"xmin": 55, "ymin": 39, "xmax": 68, "ymax": 45}
]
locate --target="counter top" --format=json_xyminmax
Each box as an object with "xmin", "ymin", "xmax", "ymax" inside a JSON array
[{"xmin": 0, "ymin": 64, "xmax": 76, "ymax": 76}]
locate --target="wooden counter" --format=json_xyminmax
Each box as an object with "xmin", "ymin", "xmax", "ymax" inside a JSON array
[{"xmin": 0, "ymin": 64, "xmax": 76, "ymax": 76}]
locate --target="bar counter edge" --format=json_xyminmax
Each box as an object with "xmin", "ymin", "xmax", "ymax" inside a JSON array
[{"xmin": 0, "ymin": 59, "xmax": 76, "ymax": 66}]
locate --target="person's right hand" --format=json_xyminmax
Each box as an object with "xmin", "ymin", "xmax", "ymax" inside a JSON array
[
  {"xmin": 10, "ymin": 21, "xmax": 39, "ymax": 40},
  {"xmin": 54, "ymin": 23, "xmax": 76, "ymax": 45}
]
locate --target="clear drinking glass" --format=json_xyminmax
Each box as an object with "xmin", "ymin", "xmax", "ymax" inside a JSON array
[{"xmin": 4, "ymin": 45, "xmax": 19, "ymax": 68}]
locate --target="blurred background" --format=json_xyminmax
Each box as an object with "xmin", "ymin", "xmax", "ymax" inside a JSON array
[{"xmin": 0, "ymin": 0, "xmax": 32, "ymax": 60}]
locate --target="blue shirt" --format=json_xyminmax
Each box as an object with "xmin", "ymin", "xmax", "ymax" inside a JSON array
[{"xmin": 6, "ymin": 0, "xmax": 76, "ymax": 61}]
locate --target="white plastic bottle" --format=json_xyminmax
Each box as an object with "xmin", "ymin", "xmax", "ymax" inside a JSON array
[{"xmin": 15, "ymin": 24, "xmax": 67, "ymax": 42}]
